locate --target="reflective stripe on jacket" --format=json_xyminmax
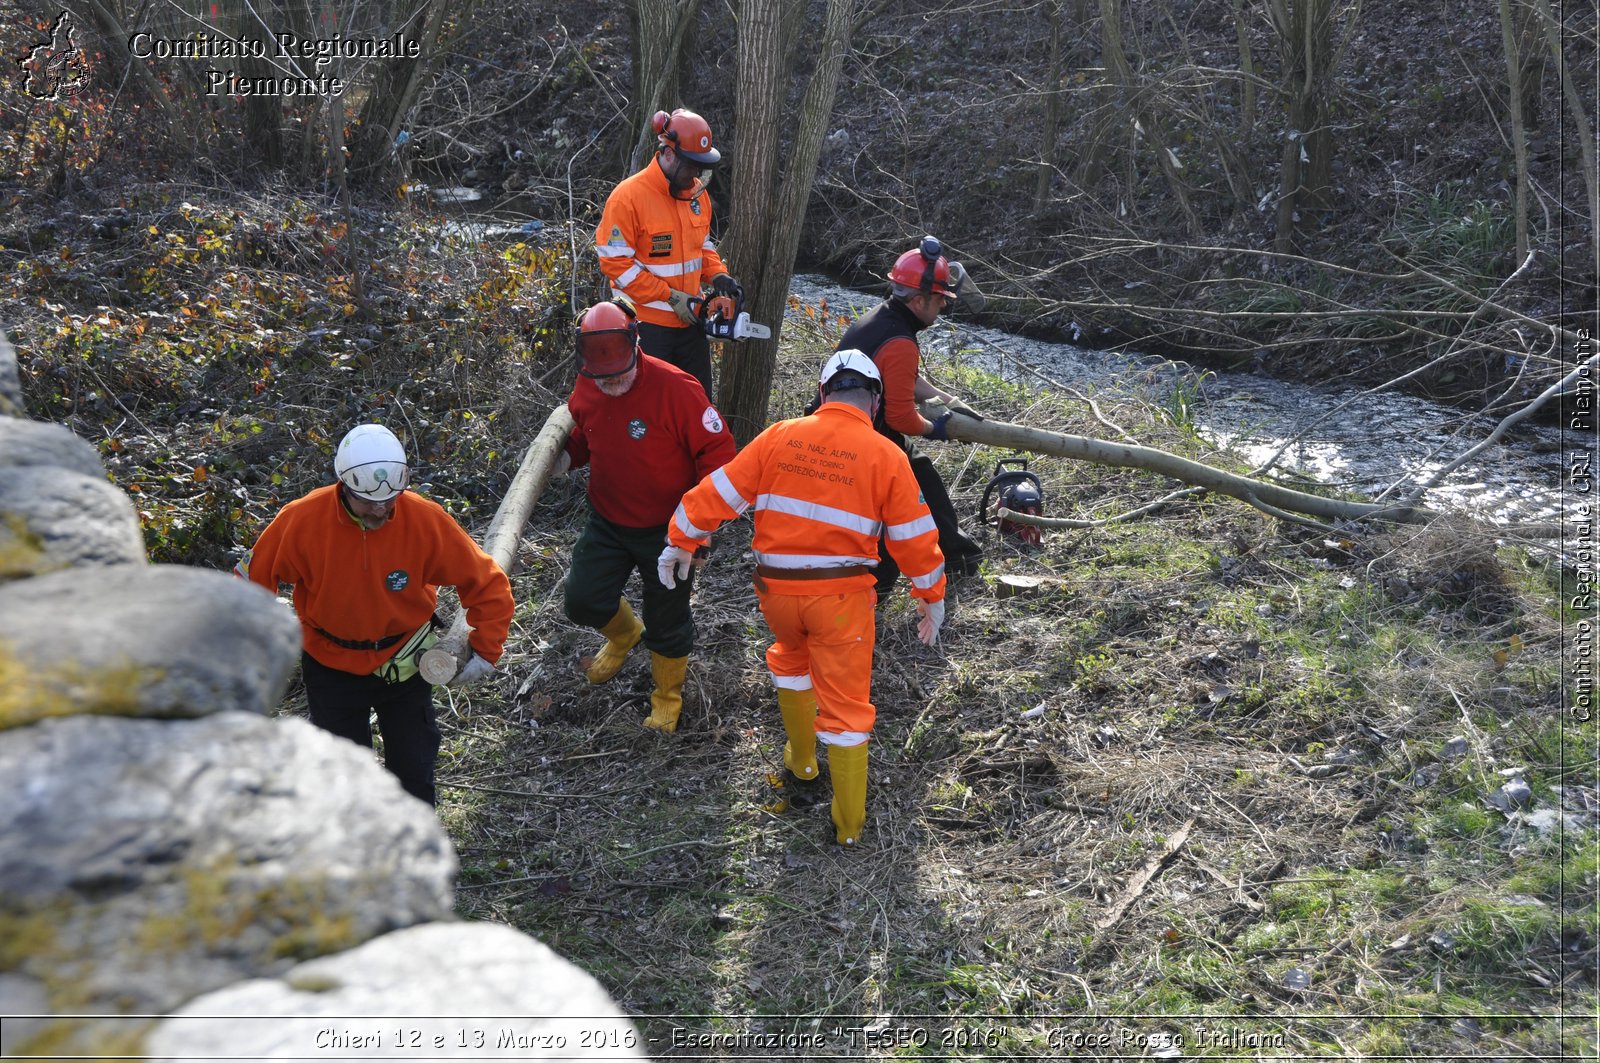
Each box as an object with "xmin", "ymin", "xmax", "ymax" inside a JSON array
[
  {"xmin": 595, "ymin": 159, "xmax": 727, "ymax": 329},
  {"xmin": 668, "ymin": 402, "xmax": 946, "ymax": 602}
]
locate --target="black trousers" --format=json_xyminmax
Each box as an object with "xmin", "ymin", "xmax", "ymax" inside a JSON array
[
  {"xmin": 300, "ymin": 651, "xmax": 440, "ymax": 806},
  {"xmin": 637, "ymin": 320, "xmax": 713, "ymax": 400},
  {"xmin": 875, "ymin": 451, "xmax": 983, "ymax": 592}
]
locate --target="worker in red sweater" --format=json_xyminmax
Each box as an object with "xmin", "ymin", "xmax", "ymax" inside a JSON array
[
  {"xmin": 556, "ymin": 299, "xmax": 737, "ymax": 732},
  {"xmin": 236, "ymin": 424, "xmax": 514, "ymax": 806}
]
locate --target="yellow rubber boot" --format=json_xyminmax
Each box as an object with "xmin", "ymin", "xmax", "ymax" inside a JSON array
[
  {"xmin": 643, "ymin": 652, "xmax": 687, "ymax": 733},
  {"xmin": 585, "ymin": 600, "xmax": 643, "ymax": 685},
  {"xmin": 828, "ymin": 741, "xmax": 869, "ymax": 846},
  {"xmin": 777, "ymin": 689, "xmax": 819, "ymax": 781}
]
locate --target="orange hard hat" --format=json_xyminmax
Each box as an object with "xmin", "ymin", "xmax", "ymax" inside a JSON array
[
  {"xmin": 576, "ymin": 300, "xmax": 640, "ymax": 378},
  {"xmin": 652, "ymin": 108, "xmax": 721, "ymax": 166},
  {"xmin": 887, "ymin": 235, "xmax": 964, "ymax": 300}
]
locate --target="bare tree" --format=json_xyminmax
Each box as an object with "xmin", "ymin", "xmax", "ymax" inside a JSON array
[
  {"xmin": 1529, "ymin": 0, "xmax": 1599, "ymax": 268},
  {"xmin": 715, "ymin": 0, "xmax": 858, "ymax": 442},
  {"xmin": 349, "ymin": 0, "xmax": 457, "ymax": 180},
  {"xmin": 624, "ymin": 0, "xmax": 705, "ymax": 171},
  {"xmin": 1264, "ymin": 0, "xmax": 1358, "ymax": 254},
  {"xmin": 1498, "ymin": 0, "xmax": 1532, "ymax": 263}
]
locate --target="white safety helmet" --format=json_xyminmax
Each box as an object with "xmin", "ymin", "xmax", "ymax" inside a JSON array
[
  {"xmin": 334, "ymin": 424, "xmax": 410, "ymax": 501},
  {"xmin": 819, "ymin": 349, "xmax": 883, "ymax": 394}
]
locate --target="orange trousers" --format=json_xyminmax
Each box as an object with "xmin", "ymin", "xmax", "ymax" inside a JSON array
[{"xmin": 756, "ymin": 587, "xmax": 877, "ymax": 739}]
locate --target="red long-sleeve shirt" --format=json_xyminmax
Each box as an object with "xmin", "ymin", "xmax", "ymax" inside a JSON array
[{"xmin": 565, "ymin": 354, "xmax": 737, "ymax": 528}]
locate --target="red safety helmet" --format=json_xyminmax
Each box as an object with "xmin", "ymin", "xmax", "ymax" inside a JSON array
[
  {"xmin": 887, "ymin": 235, "xmax": 966, "ymax": 301},
  {"xmin": 576, "ymin": 300, "xmax": 640, "ymax": 379},
  {"xmin": 653, "ymin": 108, "xmax": 721, "ymax": 166}
]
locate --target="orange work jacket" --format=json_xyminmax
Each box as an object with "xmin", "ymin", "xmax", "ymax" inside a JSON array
[
  {"xmin": 594, "ymin": 158, "xmax": 728, "ymax": 329},
  {"xmin": 236, "ymin": 484, "xmax": 513, "ymax": 674},
  {"xmin": 668, "ymin": 402, "xmax": 946, "ymax": 602}
]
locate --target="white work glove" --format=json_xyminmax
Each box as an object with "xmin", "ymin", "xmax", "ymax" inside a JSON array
[
  {"xmin": 667, "ymin": 288, "xmax": 699, "ymax": 326},
  {"xmin": 447, "ymin": 653, "xmax": 495, "ymax": 687},
  {"xmin": 657, "ymin": 543, "xmax": 695, "ymax": 589},
  {"xmin": 915, "ymin": 599, "xmax": 945, "ymax": 646},
  {"xmin": 552, "ymin": 451, "xmax": 572, "ymax": 478}
]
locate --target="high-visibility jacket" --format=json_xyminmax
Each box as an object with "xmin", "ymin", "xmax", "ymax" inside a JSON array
[
  {"xmin": 836, "ymin": 297, "xmax": 935, "ymax": 443},
  {"xmin": 668, "ymin": 402, "xmax": 946, "ymax": 602},
  {"xmin": 564, "ymin": 355, "xmax": 737, "ymax": 528},
  {"xmin": 236, "ymin": 484, "xmax": 513, "ymax": 675},
  {"xmin": 595, "ymin": 158, "xmax": 728, "ymax": 329}
]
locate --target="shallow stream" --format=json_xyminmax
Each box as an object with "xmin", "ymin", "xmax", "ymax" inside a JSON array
[{"xmin": 787, "ymin": 274, "xmax": 1573, "ymax": 529}]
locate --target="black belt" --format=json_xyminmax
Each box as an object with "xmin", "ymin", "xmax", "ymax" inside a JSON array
[
  {"xmin": 314, "ymin": 626, "xmax": 405, "ymax": 652},
  {"xmin": 755, "ymin": 564, "xmax": 870, "ymax": 581}
]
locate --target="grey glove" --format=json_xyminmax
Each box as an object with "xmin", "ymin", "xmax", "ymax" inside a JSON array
[
  {"xmin": 945, "ymin": 397, "xmax": 985, "ymax": 421},
  {"xmin": 657, "ymin": 543, "xmax": 695, "ymax": 589},
  {"xmin": 667, "ymin": 288, "xmax": 699, "ymax": 326},
  {"xmin": 448, "ymin": 653, "xmax": 495, "ymax": 687}
]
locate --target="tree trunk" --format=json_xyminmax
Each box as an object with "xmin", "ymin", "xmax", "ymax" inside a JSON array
[
  {"xmin": 625, "ymin": 0, "xmax": 705, "ymax": 171},
  {"xmin": 1267, "ymin": 0, "xmax": 1346, "ymax": 252},
  {"xmin": 349, "ymin": 0, "xmax": 454, "ymax": 180},
  {"xmin": 1033, "ymin": 0, "xmax": 1066, "ymax": 215},
  {"xmin": 1233, "ymin": 0, "xmax": 1256, "ymax": 134},
  {"xmin": 421, "ymin": 405, "xmax": 575, "ymax": 684},
  {"xmin": 942, "ymin": 412, "xmax": 1468, "ymax": 530},
  {"xmin": 1530, "ymin": 0, "xmax": 1599, "ymax": 268},
  {"xmin": 716, "ymin": 0, "xmax": 854, "ymax": 443},
  {"xmin": 1499, "ymin": 0, "xmax": 1532, "ymax": 263}
]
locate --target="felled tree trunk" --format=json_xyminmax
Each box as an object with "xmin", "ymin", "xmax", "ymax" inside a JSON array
[
  {"xmin": 950, "ymin": 412, "xmax": 1563, "ymax": 537},
  {"xmin": 947, "ymin": 412, "xmax": 1438, "ymax": 528},
  {"xmin": 419, "ymin": 405, "xmax": 575, "ymax": 684}
]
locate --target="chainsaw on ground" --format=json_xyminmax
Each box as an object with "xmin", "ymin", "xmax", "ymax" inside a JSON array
[
  {"xmin": 688, "ymin": 284, "xmax": 771, "ymax": 341},
  {"xmin": 978, "ymin": 458, "xmax": 1045, "ymax": 547}
]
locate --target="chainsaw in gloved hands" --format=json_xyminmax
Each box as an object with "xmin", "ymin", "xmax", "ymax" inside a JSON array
[{"xmin": 688, "ymin": 275, "xmax": 771, "ymax": 341}]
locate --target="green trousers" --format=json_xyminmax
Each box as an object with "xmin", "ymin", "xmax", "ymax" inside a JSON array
[{"xmin": 563, "ymin": 510, "xmax": 696, "ymax": 658}]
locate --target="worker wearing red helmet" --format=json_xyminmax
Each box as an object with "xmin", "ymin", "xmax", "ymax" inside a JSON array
[
  {"xmin": 553, "ymin": 300, "xmax": 737, "ymax": 733},
  {"xmin": 594, "ymin": 108, "xmax": 742, "ymax": 400},
  {"xmin": 661, "ymin": 351, "xmax": 947, "ymax": 846},
  {"xmin": 833, "ymin": 236, "xmax": 986, "ymax": 591}
]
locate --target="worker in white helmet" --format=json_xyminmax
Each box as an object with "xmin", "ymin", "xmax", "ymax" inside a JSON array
[{"xmin": 235, "ymin": 423, "xmax": 514, "ymax": 807}]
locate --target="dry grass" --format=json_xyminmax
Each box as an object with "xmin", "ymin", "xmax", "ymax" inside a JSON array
[{"xmin": 422, "ymin": 324, "xmax": 1593, "ymax": 1059}]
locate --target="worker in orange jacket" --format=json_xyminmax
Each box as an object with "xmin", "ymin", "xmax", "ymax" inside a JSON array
[
  {"xmin": 660, "ymin": 351, "xmax": 947, "ymax": 846},
  {"xmin": 594, "ymin": 108, "xmax": 741, "ymax": 399},
  {"xmin": 236, "ymin": 424, "xmax": 514, "ymax": 806}
]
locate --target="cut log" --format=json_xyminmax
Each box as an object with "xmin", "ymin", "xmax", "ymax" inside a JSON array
[
  {"xmin": 419, "ymin": 404, "xmax": 575, "ymax": 685},
  {"xmin": 945, "ymin": 413, "xmax": 1562, "ymax": 537}
]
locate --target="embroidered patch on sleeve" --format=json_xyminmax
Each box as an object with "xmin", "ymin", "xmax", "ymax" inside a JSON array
[{"xmin": 606, "ymin": 225, "xmax": 627, "ymax": 246}]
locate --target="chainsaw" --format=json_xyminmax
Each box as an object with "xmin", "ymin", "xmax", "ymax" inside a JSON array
[
  {"xmin": 978, "ymin": 458, "xmax": 1045, "ymax": 547},
  {"xmin": 688, "ymin": 286, "xmax": 771, "ymax": 341}
]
